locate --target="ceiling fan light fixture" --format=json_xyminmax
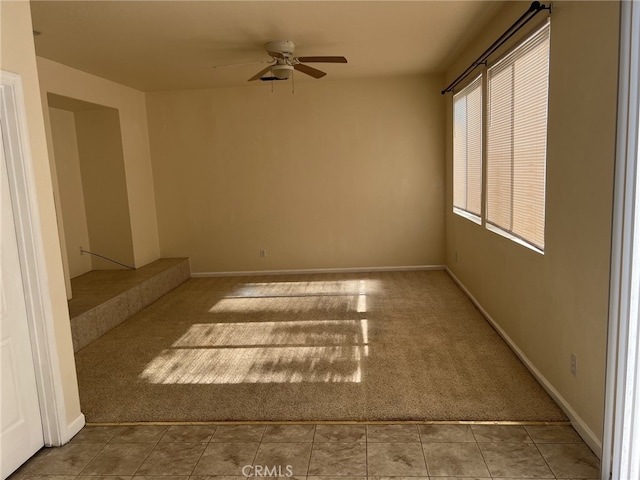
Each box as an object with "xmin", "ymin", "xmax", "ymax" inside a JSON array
[{"xmin": 270, "ymin": 64, "xmax": 294, "ymax": 79}]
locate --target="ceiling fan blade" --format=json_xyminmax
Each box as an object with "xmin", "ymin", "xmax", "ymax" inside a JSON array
[
  {"xmin": 267, "ymin": 50, "xmax": 285, "ymax": 59},
  {"xmin": 294, "ymin": 63, "xmax": 326, "ymax": 79},
  {"xmin": 296, "ymin": 56, "xmax": 347, "ymax": 63},
  {"xmin": 248, "ymin": 65, "xmax": 273, "ymax": 81}
]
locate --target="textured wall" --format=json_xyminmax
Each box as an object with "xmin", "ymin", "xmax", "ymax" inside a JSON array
[
  {"xmin": 444, "ymin": 1, "xmax": 620, "ymax": 447},
  {"xmin": 48, "ymin": 107, "xmax": 92, "ymax": 277},
  {"xmin": 147, "ymin": 75, "xmax": 445, "ymax": 273},
  {"xmin": 37, "ymin": 57, "xmax": 160, "ymax": 268}
]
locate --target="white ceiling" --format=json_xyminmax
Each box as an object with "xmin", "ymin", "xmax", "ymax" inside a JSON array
[{"xmin": 30, "ymin": 0, "xmax": 503, "ymax": 92}]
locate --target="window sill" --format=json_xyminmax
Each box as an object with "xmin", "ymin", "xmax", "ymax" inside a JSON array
[
  {"xmin": 486, "ymin": 223, "xmax": 544, "ymax": 255},
  {"xmin": 453, "ymin": 207, "xmax": 482, "ymax": 225}
]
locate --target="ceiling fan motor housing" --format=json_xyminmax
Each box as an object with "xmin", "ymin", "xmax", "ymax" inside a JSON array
[{"xmin": 265, "ymin": 40, "xmax": 295, "ymax": 56}]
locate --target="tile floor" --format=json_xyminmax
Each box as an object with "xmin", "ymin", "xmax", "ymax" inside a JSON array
[{"xmin": 9, "ymin": 423, "xmax": 600, "ymax": 479}]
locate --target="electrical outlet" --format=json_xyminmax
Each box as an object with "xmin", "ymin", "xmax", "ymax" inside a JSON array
[
  {"xmin": 79, "ymin": 246, "xmax": 84, "ymax": 255},
  {"xmin": 259, "ymin": 248, "xmax": 266, "ymax": 258},
  {"xmin": 571, "ymin": 354, "xmax": 577, "ymax": 377}
]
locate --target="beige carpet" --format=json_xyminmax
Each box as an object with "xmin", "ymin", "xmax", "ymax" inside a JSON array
[{"xmin": 74, "ymin": 270, "xmax": 567, "ymax": 423}]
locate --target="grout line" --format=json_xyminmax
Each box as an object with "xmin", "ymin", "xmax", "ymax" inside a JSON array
[
  {"xmin": 365, "ymin": 425, "xmax": 369, "ymax": 478},
  {"xmin": 249, "ymin": 436, "xmax": 261, "ymax": 474},
  {"xmin": 188, "ymin": 425, "xmax": 214, "ymax": 478},
  {"xmin": 531, "ymin": 440, "xmax": 559, "ymax": 479},
  {"xmin": 305, "ymin": 426, "xmax": 315, "ymax": 477},
  {"xmin": 417, "ymin": 425, "xmax": 430, "ymax": 477},
  {"xmin": 474, "ymin": 436, "xmax": 493, "ymax": 478},
  {"xmin": 134, "ymin": 425, "xmax": 167, "ymax": 477},
  {"xmin": 73, "ymin": 431, "xmax": 113, "ymax": 477},
  {"xmin": 258, "ymin": 423, "xmax": 267, "ymax": 443}
]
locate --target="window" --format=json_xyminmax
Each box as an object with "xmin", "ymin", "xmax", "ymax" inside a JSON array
[
  {"xmin": 453, "ymin": 75, "xmax": 482, "ymax": 222},
  {"xmin": 487, "ymin": 22, "xmax": 550, "ymax": 251},
  {"xmin": 452, "ymin": 21, "xmax": 551, "ymax": 253}
]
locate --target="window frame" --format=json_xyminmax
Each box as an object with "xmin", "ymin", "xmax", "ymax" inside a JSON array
[
  {"xmin": 452, "ymin": 74, "xmax": 483, "ymax": 224},
  {"xmin": 451, "ymin": 19, "xmax": 551, "ymax": 255}
]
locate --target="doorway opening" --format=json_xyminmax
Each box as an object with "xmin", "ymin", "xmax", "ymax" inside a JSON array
[{"xmin": 46, "ymin": 93, "xmax": 135, "ymax": 299}]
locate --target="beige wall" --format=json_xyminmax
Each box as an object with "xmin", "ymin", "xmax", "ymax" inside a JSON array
[
  {"xmin": 147, "ymin": 75, "xmax": 445, "ymax": 273},
  {"xmin": 48, "ymin": 107, "xmax": 92, "ymax": 277},
  {"xmin": 445, "ymin": 1, "xmax": 619, "ymax": 446},
  {"xmin": 0, "ymin": 0, "xmax": 81, "ymax": 430},
  {"xmin": 75, "ymin": 109, "xmax": 135, "ymax": 270},
  {"xmin": 37, "ymin": 57, "xmax": 160, "ymax": 268}
]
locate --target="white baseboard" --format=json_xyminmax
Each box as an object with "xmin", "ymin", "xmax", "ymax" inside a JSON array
[
  {"xmin": 445, "ymin": 267, "xmax": 602, "ymax": 457},
  {"xmin": 192, "ymin": 265, "xmax": 446, "ymax": 277},
  {"xmin": 63, "ymin": 413, "xmax": 86, "ymax": 445},
  {"xmin": 46, "ymin": 412, "xmax": 85, "ymax": 446}
]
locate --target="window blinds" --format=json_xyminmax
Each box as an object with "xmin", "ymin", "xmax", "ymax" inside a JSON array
[
  {"xmin": 487, "ymin": 22, "xmax": 550, "ymax": 250},
  {"xmin": 453, "ymin": 75, "xmax": 483, "ymax": 217}
]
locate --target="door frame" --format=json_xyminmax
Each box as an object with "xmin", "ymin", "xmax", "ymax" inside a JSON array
[
  {"xmin": 602, "ymin": 0, "xmax": 640, "ymax": 477},
  {"xmin": 1, "ymin": 70, "xmax": 80, "ymax": 447}
]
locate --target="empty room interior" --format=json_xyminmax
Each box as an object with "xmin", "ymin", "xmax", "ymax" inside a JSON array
[{"xmin": 1, "ymin": 0, "xmax": 628, "ymax": 478}]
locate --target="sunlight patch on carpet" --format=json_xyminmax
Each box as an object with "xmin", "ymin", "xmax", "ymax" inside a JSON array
[
  {"xmin": 227, "ymin": 279, "xmax": 379, "ymax": 298},
  {"xmin": 140, "ymin": 319, "xmax": 369, "ymax": 384},
  {"xmin": 172, "ymin": 319, "xmax": 367, "ymax": 347},
  {"xmin": 209, "ymin": 279, "xmax": 376, "ymax": 313}
]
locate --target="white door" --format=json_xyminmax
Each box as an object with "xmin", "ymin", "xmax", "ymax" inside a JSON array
[{"xmin": 0, "ymin": 126, "xmax": 44, "ymax": 478}]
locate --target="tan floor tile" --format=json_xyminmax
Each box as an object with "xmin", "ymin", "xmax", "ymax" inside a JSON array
[
  {"xmin": 366, "ymin": 477, "xmax": 429, "ymax": 480},
  {"xmin": 307, "ymin": 442, "xmax": 366, "ymax": 476},
  {"xmin": 367, "ymin": 443, "xmax": 428, "ymax": 476},
  {"xmin": 70, "ymin": 426, "xmax": 122, "ymax": 444},
  {"xmin": 160, "ymin": 425, "xmax": 216, "ymax": 443},
  {"xmin": 423, "ymin": 442, "xmax": 490, "ymax": 477},
  {"xmin": 188, "ymin": 477, "xmax": 248, "ymax": 480},
  {"xmin": 243, "ymin": 477, "xmax": 305, "ymax": 480},
  {"xmin": 11, "ymin": 422, "xmax": 600, "ymax": 480},
  {"xmin": 27, "ymin": 444, "xmax": 104, "ymax": 476},
  {"xmin": 262, "ymin": 425, "xmax": 315, "ymax": 442},
  {"xmin": 367, "ymin": 424, "xmax": 420, "ymax": 442},
  {"xmin": 192, "ymin": 443, "xmax": 259, "ymax": 476},
  {"xmin": 434, "ymin": 477, "xmax": 492, "ymax": 480},
  {"xmin": 313, "ymin": 424, "xmax": 366, "ymax": 442},
  {"xmin": 189, "ymin": 477, "xmax": 304, "ymax": 480},
  {"xmin": 77, "ymin": 477, "xmax": 131, "ymax": 480},
  {"xmin": 111, "ymin": 425, "xmax": 167, "ymax": 443},
  {"xmin": 308, "ymin": 477, "xmax": 366, "ymax": 480},
  {"xmin": 252, "ymin": 442, "xmax": 312, "ymax": 477},
  {"xmin": 7, "ymin": 449, "xmax": 53, "ymax": 479},
  {"xmin": 471, "ymin": 425, "xmax": 532, "ymax": 443},
  {"xmin": 537, "ymin": 443, "xmax": 600, "ymax": 478},
  {"xmin": 136, "ymin": 443, "xmax": 207, "ymax": 475},
  {"xmin": 418, "ymin": 424, "xmax": 475, "ymax": 442},
  {"xmin": 17, "ymin": 476, "xmax": 79, "ymax": 480},
  {"xmin": 525, "ymin": 425, "xmax": 583, "ymax": 443},
  {"xmin": 210, "ymin": 425, "xmax": 265, "ymax": 443},
  {"xmin": 479, "ymin": 443, "xmax": 553, "ymax": 478},
  {"xmin": 79, "ymin": 443, "xmax": 154, "ymax": 476},
  {"xmin": 490, "ymin": 478, "xmax": 554, "ymax": 480},
  {"xmin": 132, "ymin": 477, "xmax": 188, "ymax": 480}
]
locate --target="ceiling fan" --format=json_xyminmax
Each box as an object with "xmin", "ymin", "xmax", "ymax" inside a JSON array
[{"xmin": 247, "ymin": 40, "xmax": 347, "ymax": 82}]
